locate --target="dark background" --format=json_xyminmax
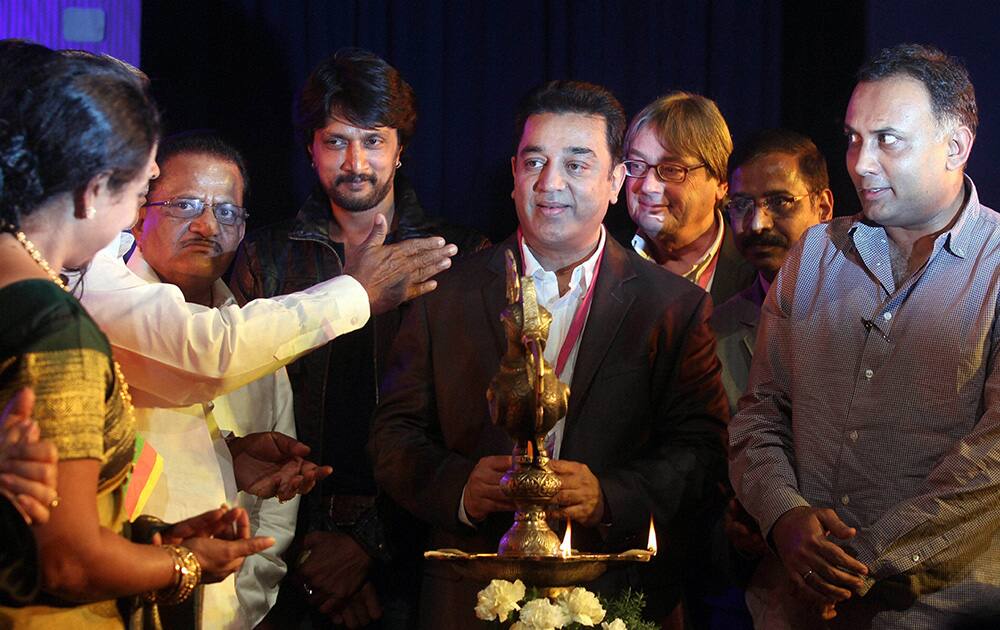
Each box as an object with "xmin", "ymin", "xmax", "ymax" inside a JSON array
[{"xmin": 139, "ymin": 1, "xmax": 995, "ymax": 242}]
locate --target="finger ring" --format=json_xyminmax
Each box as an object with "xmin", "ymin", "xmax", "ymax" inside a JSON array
[
  {"xmin": 49, "ymin": 496, "xmax": 60, "ymax": 509},
  {"xmin": 802, "ymin": 569, "xmax": 815, "ymax": 581}
]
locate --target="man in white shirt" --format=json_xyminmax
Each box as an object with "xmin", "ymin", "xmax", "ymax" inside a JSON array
[
  {"xmin": 118, "ymin": 132, "xmax": 309, "ymax": 627},
  {"xmin": 370, "ymin": 80, "xmax": 729, "ymax": 629}
]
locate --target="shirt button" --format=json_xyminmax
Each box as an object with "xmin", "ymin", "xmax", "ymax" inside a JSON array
[
  {"xmin": 849, "ymin": 430, "xmax": 859, "ymax": 441},
  {"xmin": 351, "ymin": 316, "xmax": 359, "ymax": 325},
  {"xmin": 865, "ymin": 369, "xmax": 874, "ymax": 379},
  {"xmin": 841, "ymin": 495, "xmax": 850, "ymax": 505},
  {"xmin": 206, "ymin": 401, "xmax": 215, "ymax": 411},
  {"xmin": 882, "ymin": 312, "xmax": 892, "ymax": 321},
  {"xmin": 911, "ymin": 553, "xmax": 921, "ymax": 562}
]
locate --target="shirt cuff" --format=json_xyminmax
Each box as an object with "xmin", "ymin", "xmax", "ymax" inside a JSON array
[
  {"xmin": 755, "ymin": 487, "xmax": 811, "ymax": 540},
  {"xmin": 458, "ymin": 483, "xmax": 476, "ymax": 528},
  {"xmin": 306, "ymin": 274, "xmax": 371, "ymax": 332}
]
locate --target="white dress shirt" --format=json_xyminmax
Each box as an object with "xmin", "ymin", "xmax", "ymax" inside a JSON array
[
  {"xmin": 79, "ymin": 233, "xmax": 370, "ymax": 407},
  {"xmin": 459, "ymin": 227, "xmax": 606, "ymax": 525},
  {"xmin": 123, "ymin": 249, "xmax": 297, "ymax": 629}
]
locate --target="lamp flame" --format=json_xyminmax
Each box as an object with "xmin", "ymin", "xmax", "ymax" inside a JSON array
[
  {"xmin": 560, "ymin": 519, "xmax": 572, "ymax": 558},
  {"xmin": 647, "ymin": 515, "xmax": 657, "ymax": 555}
]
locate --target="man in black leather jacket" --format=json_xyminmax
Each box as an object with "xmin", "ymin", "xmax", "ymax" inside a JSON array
[{"xmin": 231, "ymin": 48, "xmax": 487, "ymax": 629}]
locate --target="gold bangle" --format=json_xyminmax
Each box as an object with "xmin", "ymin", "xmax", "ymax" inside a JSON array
[{"xmin": 142, "ymin": 544, "xmax": 201, "ymax": 605}]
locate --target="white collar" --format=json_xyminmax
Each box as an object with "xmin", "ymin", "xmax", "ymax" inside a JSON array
[
  {"xmin": 126, "ymin": 247, "xmax": 235, "ymax": 308},
  {"xmin": 521, "ymin": 225, "xmax": 606, "ymax": 295}
]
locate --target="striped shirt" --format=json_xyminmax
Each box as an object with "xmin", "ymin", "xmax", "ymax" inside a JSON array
[{"xmin": 730, "ymin": 178, "xmax": 1000, "ymax": 627}]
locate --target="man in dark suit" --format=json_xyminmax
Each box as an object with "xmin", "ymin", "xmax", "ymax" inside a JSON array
[
  {"xmin": 705, "ymin": 132, "xmax": 834, "ymax": 630},
  {"xmin": 712, "ymin": 129, "xmax": 833, "ymax": 414},
  {"xmin": 370, "ymin": 80, "xmax": 729, "ymax": 629},
  {"xmin": 622, "ymin": 92, "xmax": 755, "ymax": 306}
]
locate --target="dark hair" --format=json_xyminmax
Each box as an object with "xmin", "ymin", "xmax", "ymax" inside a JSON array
[
  {"xmin": 514, "ymin": 80, "xmax": 626, "ymax": 163},
  {"xmin": 0, "ymin": 40, "xmax": 160, "ymax": 230},
  {"xmin": 728, "ymin": 129, "xmax": 830, "ymax": 193},
  {"xmin": 152, "ymin": 131, "xmax": 250, "ymax": 201},
  {"xmin": 296, "ymin": 48, "xmax": 416, "ymax": 151},
  {"xmin": 858, "ymin": 43, "xmax": 977, "ymax": 135}
]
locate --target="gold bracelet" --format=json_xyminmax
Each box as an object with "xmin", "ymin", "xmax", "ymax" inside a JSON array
[{"xmin": 142, "ymin": 544, "xmax": 201, "ymax": 605}]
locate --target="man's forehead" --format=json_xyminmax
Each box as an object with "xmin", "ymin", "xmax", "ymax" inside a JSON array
[
  {"xmin": 629, "ymin": 129, "xmax": 695, "ymax": 163},
  {"xmin": 319, "ymin": 115, "xmax": 396, "ymax": 136},
  {"xmin": 517, "ymin": 112, "xmax": 607, "ymax": 155},
  {"xmin": 732, "ymin": 152, "xmax": 803, "ymax": 188},
  {"xmin": 153, "ymin": 152, "xmax": 243, "ymax": 196},
  {"xmin": 845, "ymin": 76, "xmax": 935, "ymax": 130}
]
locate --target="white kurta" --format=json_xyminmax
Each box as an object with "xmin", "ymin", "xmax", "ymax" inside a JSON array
[
  {"xmin": 79, "ymin": 233, "xmax": 369, "ymax": 407},
  {"xmin": 119, "ymin": 250, "xmax": 297, "ymax": 629}
]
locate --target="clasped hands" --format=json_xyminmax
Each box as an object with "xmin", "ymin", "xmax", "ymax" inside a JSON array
[
  {"xmin": 296, "ymin": 530, "xmax": 382, "ymax": 628},
  {"xmin": 771, "ymin": 506, "xmax": 870, "ymax": 620},
  {"xmin": 228, "ymin": 431, "xmax": 332, "ymax": 501},
  {"xmin": 462, "ymin": 455, "xmax": 605, "ymax": 527}
]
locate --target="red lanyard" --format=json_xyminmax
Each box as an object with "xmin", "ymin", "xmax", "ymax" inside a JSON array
[{"xmin": 517, "ymin": 229, "xmax": 605, "ymax": 378}]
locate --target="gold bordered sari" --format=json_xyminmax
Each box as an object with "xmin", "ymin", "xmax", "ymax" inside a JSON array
[{"xmin": 0, "ymin": 280, "xmax": 135, "ymax": 629}]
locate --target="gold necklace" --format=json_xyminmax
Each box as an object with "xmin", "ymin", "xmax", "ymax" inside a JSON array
[
  {"xmin": 113, "ymin": 359, "xmax": 136, "ymax": 424},
  {"xmin": 12, "ymin": 231, "xmax": 68, "ymax": 292}
]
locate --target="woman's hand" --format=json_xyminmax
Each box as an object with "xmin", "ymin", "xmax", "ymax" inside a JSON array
[
  {"xmin": 156, "ymin": 506, "xmax": 251, "ymax": 544},
  {"xmin": 152, "ymin": 506, "xmax": 273, "ymax": 584},
  {"xmin": 183, "ymin": 533, "xmax": 274, "ymax": 584},
  {"xmin": 0, "ymin": 388, "xmax": 59, "ymax": 524}
]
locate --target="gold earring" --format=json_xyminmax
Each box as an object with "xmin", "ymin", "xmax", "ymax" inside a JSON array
[{"xmin": 85, "ymin": 206, "xmax": 97, "ymax": 219}]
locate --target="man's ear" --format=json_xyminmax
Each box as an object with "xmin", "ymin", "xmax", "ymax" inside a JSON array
[
  {"xmin": 510, "ymin": 156, "xmax": 517, "ymax": 200},
  {"xmin": 816, "ymin": 188, "xmax": 834, "ymax": 222},
  {"xmin": 131, "ymin": 206, "xmax": 149, "ymax": 245},
  {"xmin": 608, "ymin": 162, "xmax": 626, "ymax": 205},
  {"xmin": 946, "ymin": 125, "xmax": 974, "ymax": 171},
  {"xmin": 714, "ymin": 180, "xmax": 729, "ymax": 206}
]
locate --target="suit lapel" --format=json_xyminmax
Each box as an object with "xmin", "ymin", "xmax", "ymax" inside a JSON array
[
  {"xmin": 738, "ymin": 275, "xmax": 765, "ymax": 359},
  {"xmin": 564, "ymin": 238, "xmax": 636, "ymax": 427}
]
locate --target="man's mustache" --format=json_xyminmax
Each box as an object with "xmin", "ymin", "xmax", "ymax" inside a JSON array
[
  {"xmin": 335, "ymin": 173, "xmax": 377, "ymax": 186},
  {"xmin": 742, "ymin": 231, "xmax": 788, "ymax": 249},
  {"xmin": 182, "ymin": 238, "xmax": 222, "ymax": 253}
]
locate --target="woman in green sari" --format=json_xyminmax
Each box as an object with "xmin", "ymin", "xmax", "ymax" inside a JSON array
[{"xmin": 0, "ymin": 41, "xmax": 272, "ymax": 628}]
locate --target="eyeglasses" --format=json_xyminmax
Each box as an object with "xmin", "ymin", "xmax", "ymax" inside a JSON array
[
  {"xmin": 724, "ymin": 193, "xmax": 811, "ymax": 221},
  {"xmin": 622, "ymin": 159, "xmax": 706, "ymax": 183},
  {"xmin": 144, "ymin": 197, "xmax": 248, "ymax": 226}
]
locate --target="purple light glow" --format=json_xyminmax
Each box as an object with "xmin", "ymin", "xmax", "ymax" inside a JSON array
[{"xmin": 1, "ymin": 0, "xmax": 141, "ymax": 65}]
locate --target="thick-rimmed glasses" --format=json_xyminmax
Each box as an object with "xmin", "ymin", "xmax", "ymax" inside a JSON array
[
  {"xmin": 144, "ymin": 197, "xmax": 248, "ymax": 226},
  {"xmin": 622, "ymin": 159, "xmax": 706, "ymax": 183},
  {"xmin": 724, "ymin": 193, "xmax": 810, "ymax": 221}
]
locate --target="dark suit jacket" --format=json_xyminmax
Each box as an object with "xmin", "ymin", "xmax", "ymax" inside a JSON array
[
  {"xmin": 710, "ymin": 274, "xmax": 767, "ymax": 415},
  {"xmin": 370, "ymin": 234, "xmax": 729, "ymax": 628},
  {"xmin": 711, "ymin": 225, "xmax": 758, "ymax": 307}
]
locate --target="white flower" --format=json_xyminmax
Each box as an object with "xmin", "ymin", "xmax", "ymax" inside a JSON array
[
  {"xmin": 601, "ymin": 619, "xmax": 627, "ymax": 630},
  {"xmin": 557, "ymin": 587, "xmax": 606, "ymax": 626},
  {"xmin": 518, "ymin": 597, "xmax": 572, "ymax": 629},
  {"xmin": 474, "ymin": 579, "xmax": 525, "ymax": 622},
  {"xmin": 510, "ymin": 624, "xmax": 529, "ymax": 630}
]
